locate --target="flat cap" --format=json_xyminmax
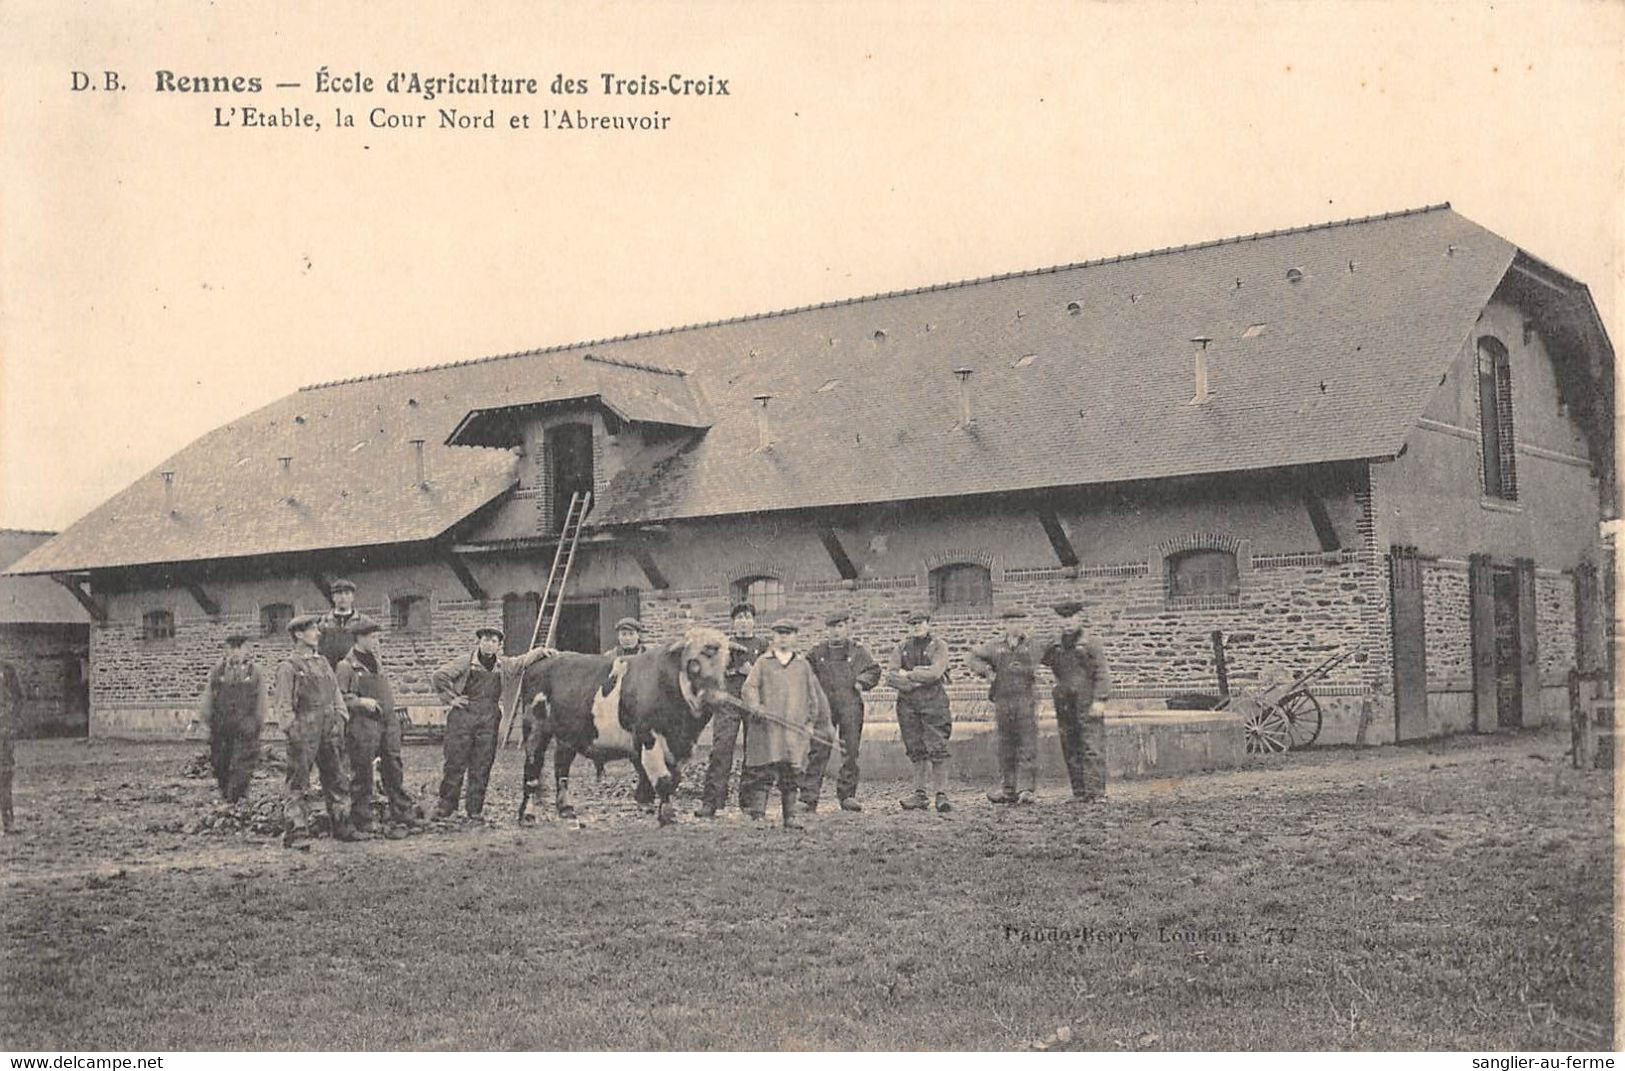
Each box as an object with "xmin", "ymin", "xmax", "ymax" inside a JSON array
[
  {"xmin": 614, "ymin": 617, "xmax": 643, "ymax": 632},
  {"xmin": 287, "ymin": 613, "xmax": 323, "ymax": 635},
  {"xmin": 769, "ymin": 619, "xmax": 801, "ymax": 634},
  {"xmin": 824, "ymin": 610, "xmax": 852, "ymax": 626},
  {"xmin": 730, "ymin": 602, "xmax": 757, "ymax": 619},
  {"xmin": 328, "ymin": 578, "xmax": 357, "ymax": 593},
  {"xmin": 224, "ymin": 632, "xmax": 252, "ymax": 646},
  {"xmin": 906, "ymin": 610, "xmax": 932, "ymax": 624},
  {"xmin": 1052, "ymin": 600, "xmax": 1084, "ymax": 617},
  {"xmin": 999, "ymin": 608, "xmax": 1028, "ymax": 620},
  {"xmin": 474, "ymin": 626, "xmax": 505, "ymax": 640},
  {"xmin": 350, "ymin": 619, "xmax": 384, "ymax": 636}
]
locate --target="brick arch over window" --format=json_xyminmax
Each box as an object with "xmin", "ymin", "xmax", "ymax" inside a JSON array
[
  {"xmin": 1154, "ymin": 533, "xmax": 1251, "ymax": 606},
  {"xmin": 1153, "ymin": 532, "xmax": 1246, "ymax": 561},
  {"xmin": 929, "ymin": 561, "xmax": 994, "ymax": 613},
  {"xmin": 921, "ymin": 548, "xmax": 1003, "ymax": 582}
]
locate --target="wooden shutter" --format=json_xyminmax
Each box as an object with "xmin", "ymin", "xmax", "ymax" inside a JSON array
[
  {"xmin": 1516, "ymin": 558, "xmax": 1541, "ymax": 727},
  {"xmin": 1389, "ymin": 546, "xmax": 1429, "ymax": 741},
  {"xmin": 1468, "ymin": 554, "xmax": 1497, "ymax": 732}
]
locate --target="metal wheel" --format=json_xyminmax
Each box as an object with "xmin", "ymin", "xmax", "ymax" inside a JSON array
[
  {"xmin": 1244, "ymin": 703, "xmax": 1291, "ymax": 754},
  {"xmin": 1276, "ymin": 690, "xmax": 1323, "ymax": 749}
]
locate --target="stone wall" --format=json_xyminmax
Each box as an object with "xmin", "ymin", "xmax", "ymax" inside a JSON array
[{"xmin": 0, "ymin": 623, "xmax": 88, "ymax": 737}]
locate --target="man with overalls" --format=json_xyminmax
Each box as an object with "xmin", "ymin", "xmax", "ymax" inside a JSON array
[
  {"xmin": 798, "ymin": 610, "xmax": 881, "ymax": 813},
  {"xmin": 1039, "ymin": 599, "xmax": 1113, "ymax": 802},
  {"xmin": 337, "ymin": 619, "xmax": 416, "ymax": 833},
  {"xmin": 967, "ymin": 609, "xmax": 1039, "ymax": 806},
  {"xmin": 886, "ymin": 610, "xmax": 954, "ymax": 813},
  {"xmin": 195, "ymin": 632, "xmax": 268, "ymax": 803},
  {"xmin": 431, "ymin": 626, "xmax": 552, "ymax": 821},
  {"xmin": 695, "ymin": 602, "xmax": 768, "ymax": 818},
  {"xmin": 273, "ymin": 614, "xmax": 356, "ymax": 846}
]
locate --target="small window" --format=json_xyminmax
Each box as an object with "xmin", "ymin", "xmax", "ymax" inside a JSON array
[
  {"xmin": 390, "ymin": 595, "xmax": 431, "ymax": 634},
  {"xmin": 260, "ymin": 603, "xmax": 294, "ymax": 637},
  {"xmin": 142, "ymin": 609, "xmax": 175, "ymax": 643},
  {"xmin": 733, "ymin": 576, "xmax": 785, "ymax": 614},
  {"xmin": 1477, "ymin": 337, "xmax": 1518, "ymax": 501},
  {"xmin": 929, "ymin": 563, "xmax": 993, "ymax": 613},
  {"xmin": 1167, "ymin": 550, "xmax": 1239, "ymax": 599}
]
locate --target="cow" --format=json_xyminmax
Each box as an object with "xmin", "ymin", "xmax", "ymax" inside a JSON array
[{"xmin": 517, "ymin": 626, "xmax": 734, "ymax": 826}]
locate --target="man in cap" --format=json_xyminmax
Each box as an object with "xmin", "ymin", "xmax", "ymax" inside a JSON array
[
  {"xmin": 194, "ymin": 632, "xmax": 268, "ymax": 803},
  {"xmin": 1040, "ymin": 600, "xmax": 1114, "ymax": 802},
  {"xmin": 798, "ymin": 610, "xmax": 881, "ymax": 812},
  {"xmin": 273, "ymin": 614, "xmax": 357, "ymax": 845},
  {"xmin": 695, "ymin": 601, "xmax": 769, "ymax": 818},
  {"xmin": 886, "ymin": 611, "xmax": 954, "ymax": 813},
  {"xmin": 431, "ymin": 626, "xmax": 553, "ymax": 820},
  {"xmin": 604, "ymin": 617, "xmax": 648, "ymax": 658},
  {"xmin": 968, "ymin": 609, "xmax": 1039, "ymax": 805},
  {"xmin": 317, "ymin": 578, "xmax": 378, "ymax": 669},
  {"xmin": 337, "ymin": 620, "xmax": 416, "ymax": 833},
  {"xmin": 739, "ymin": 618, "xmax": 832, "ymax": 830}
]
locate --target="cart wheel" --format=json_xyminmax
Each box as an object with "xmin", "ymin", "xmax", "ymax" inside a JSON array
[
  {"xmin": 1244, "ymin": 704, "xmax": 1291, "ymax": 754},
  {"xmin": 1277, "ymin": 691, "xmax": 1323, "ymax": 749}
]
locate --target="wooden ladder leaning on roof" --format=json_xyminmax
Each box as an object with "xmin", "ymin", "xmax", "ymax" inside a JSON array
[{"xmin": 498, "ymin": 489, "xmax": 592, "ymax": 747}]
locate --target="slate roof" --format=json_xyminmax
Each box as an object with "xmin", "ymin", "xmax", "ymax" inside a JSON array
[
  {"xmin": 0, "ymin": 531, "xmax": 89, "ymax": 623},
  {"xmin": 9, "ymin": 204, "xmax": 1608, "ymax": 575}
]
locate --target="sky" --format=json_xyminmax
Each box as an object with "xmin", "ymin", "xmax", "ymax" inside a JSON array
[{"xmin": 2, "ymin": 0, "xmax": 1621, "ymax": 532}]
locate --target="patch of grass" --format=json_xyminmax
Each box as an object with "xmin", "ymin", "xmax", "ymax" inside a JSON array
[{"xmin": 0, "ymin": 730, "xmax": 1612, "ymax": 1049}]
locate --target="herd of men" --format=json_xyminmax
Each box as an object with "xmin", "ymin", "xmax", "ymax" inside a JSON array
[{"xmin": 180, "ymin": 580, "xmax": 1114, "ymax": 844}]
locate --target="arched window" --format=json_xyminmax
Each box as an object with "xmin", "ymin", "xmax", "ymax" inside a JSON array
[
  {"xmin": 1167, "ymin": 549, "xmax": 1239, "ymax": 599},
  {"xmin": 929, "ymin": 563, "xmax": 993, "ymax": 612},
  {"xmin": 390, "ymin": 594, "xmax": 431, "ymax": 634},
  {"xmin": 1477, "ymin": 337, "xmax": 1518, "ymax": 501},
  {"xmin": 260, "ymin": 602, "xmax": 294, "ymax": 637},
  {"xmin": 142, "ymin": 609, "xmax": 175, "ymax": 643},
  {"xmin": 732, "ymin": 575, "xmax": 785, "ymax": 614}
]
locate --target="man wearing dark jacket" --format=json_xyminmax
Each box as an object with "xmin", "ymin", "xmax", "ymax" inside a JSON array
[
  {"xmin": 603, "ymin": 617, "xmax": 648, "ymax": 658},
  {"xmin": 968, "ymin": 609, "xmax": 1039, "ymax": 805},
  {"xmin": 317, "ymin": 578, "xmax": 378, "ymax": 669},
  {"xmin": 887, "ymin": 611, "xmax": 954, "ymax": 813},
  {"xmin": 695, "ymin": 602, "xmax": 768, "ymax": 818},
  {"xmin": 431, "ymin": 627, "xmax": 552, "ymax": 820},
  {"xmin": 1039, "ymin": 600, "xmax": 1113, "ymax": 802},
  {"xmin": 337, "ymin": 620, "xmax": 415, "ymax": 832},
  {"xmin": 798, "ymin": 610, "xmax": 881, "ymax": 812}
]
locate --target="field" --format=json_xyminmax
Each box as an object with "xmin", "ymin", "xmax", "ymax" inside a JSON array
[{"xmin": 0, "ymin": 728, "xmax": 1613, "ymax": 1051}]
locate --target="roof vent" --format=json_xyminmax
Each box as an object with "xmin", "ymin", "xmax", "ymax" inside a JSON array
[
  {"xmin": 293, "ymin": 415, "xmax": 306, "ymax": 425},
  {"xmin": 953, "ymin": 368, "xmax": 977, "ymax": 428},
  {"xmin": 1285, "ymin": 268, "xmax": 1304, "ymax": 284},
  {"xmin": 1242, "ymin": 323, "xmax": 1267, "ymax": 339},
  {"xmin": 872, "ymin": 330, "xmax": 886, "ymax": 343},
  {"xmin": 409, "ymin": 438, "xmax": 428, "ymax": 487},
  {"xmin": 817, "ymin": 379, "xmax": 841, "ymax": 393},
  {"xmin": 1188, "ymin": 337, "xmax": 1214, "ymax": 405},
  {"xmin": 160, "ymin": 470, "xmax": 177, "ymax": 516},
  {"xmin": 1066, "ymin": 302, "xmax": 1081, "ymax": 316},
  {"xmin": 1013, "ymin": 353, "xmax": 1038, "ymax": 369},
  {"xmin": 277, "ymin": 456, "xmax": 297, "ymax": 504},
  {"xmin": 752, "ymin": 394, "xmax": 775, "ymax": 450}
]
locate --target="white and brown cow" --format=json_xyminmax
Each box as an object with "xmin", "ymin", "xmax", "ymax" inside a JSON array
[{"xmin": 518, "ymin": 627, "xmax": 733, "ymax": 825}]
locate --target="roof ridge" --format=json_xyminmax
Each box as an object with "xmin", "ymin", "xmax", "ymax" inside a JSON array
[
  {"xmin": 581, "ymin": 352, "xmax": 689, "ymax": 377},
  {"xmin": 299, "ymin": 202, "xmax": 1452, "ymax": 392}
]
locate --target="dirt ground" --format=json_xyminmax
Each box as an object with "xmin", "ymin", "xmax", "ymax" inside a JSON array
[{"xmin": 0, "ymin": 728, "xmax": 1613, "ymax": 1051}]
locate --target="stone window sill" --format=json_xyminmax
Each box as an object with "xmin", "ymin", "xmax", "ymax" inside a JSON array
[
  {"xmin": 1164, "ymin": 594, "xmax": 1241, "ymax": 611},
  {"xmin": 1479, "ymin": 497, "xmax": 1522, "ymax": 515}
]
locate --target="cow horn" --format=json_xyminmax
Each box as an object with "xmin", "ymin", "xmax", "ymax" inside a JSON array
[{"xmin": 666, "ymin": 638, "xmax": 689, "ymax": 655}]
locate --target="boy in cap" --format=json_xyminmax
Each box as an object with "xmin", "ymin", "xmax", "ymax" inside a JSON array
[
  {"xmin": 431, "ymin": 626, "xmax": 553, "ymax": 820},
  {"xmin": 195, "ymin": 632, "xmax": 268, "ymax": 803},
  {"xmin": 886, "ymin": 611, "xmax": 954, "ymax": 813},
  {"xmin": 317, "ymin": 578, "xmax": 378, "ymax": 669},
  {"xmin": 604, "ymin": 617, "xmax": 648, "ymax": 658},
  {"xmin": 799, "ymin": 610, "xmax": 881, "ymax": 812},
  {"xmin": 967, "ymin": 610, "xmax": 1039, "ymax": 805},
  {"xmin": 1040, "ymin": 600, "xmax": 1114, "ymax": 802},
  {"xmin": 695, "ymin": 601, "xmax": 768, "ymax": 818},
  {"xmin": 337, "ymin": 620, "xmax": 416, "ymax": 832},
  {"xmin": 739, "ymin": 618, "xmax": 832, "ymax": 830},
  {"xmin": 273, "ymin": 614, "xmax": 357, "ymax": 845}
]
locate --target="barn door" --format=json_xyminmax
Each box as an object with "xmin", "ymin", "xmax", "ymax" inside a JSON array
[
  {"xmin": 597, "ymin": 587, "xmax": 642, "ymax": 653},
  {"xmin": 1573, "ymin": 563, "xmax": 1600, "ymax": 673},
  {"xmin": 1491, "ymin": 568, "xmax": 1522, "ymax": 729},
  {"xmin": 503, "ymin": 592, "xmax": 542, "ymax": 655},
  {"xmin": 1468, "ymin": 554, "xmax": 1498, "ymax": 732},
  {"xmin": 1515, "ymin": 558, "xmax": 1541, "ymax": 728},
  {"xmin": 1389, "ymin": 545, "xmax": 1429, "ymax": 741}
]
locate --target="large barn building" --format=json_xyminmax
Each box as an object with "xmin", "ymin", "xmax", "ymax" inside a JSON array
[
  {"xmin": 0, "ymin": 530, "xmax": 91, "ymax": 737},
  {"xmin": 7, "ymin": 205, "xmax": 1615, "ymax": 746}
]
